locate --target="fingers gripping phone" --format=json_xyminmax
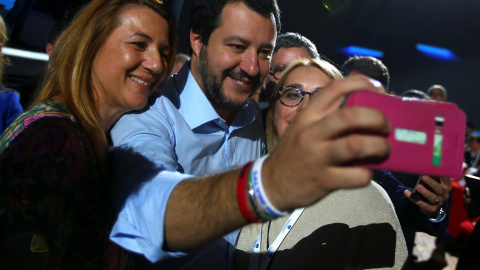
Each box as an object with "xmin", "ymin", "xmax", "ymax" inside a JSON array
[
  {"xmin": 464, "ymin": 174, "xmax": 480, "ymax": 201},
  {"xmin": 410, "ymin": 175, "xmax": 441, "ymax": 201},
  {"xmin": 344, "ymin": 91, "xmax": 466, "ymax": 178}
]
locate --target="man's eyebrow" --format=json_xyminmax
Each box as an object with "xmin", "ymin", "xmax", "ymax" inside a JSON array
[
  {"xmin": 223, "ymin": 35, "xmax": 274, "ymax": 50},
  {"xmin": 224, "ymin": 35, "xmax": 249, "ymax": 44},
  {"xmin": 260, "ymin": 43, "xmax": 274, "ymax": 50}
]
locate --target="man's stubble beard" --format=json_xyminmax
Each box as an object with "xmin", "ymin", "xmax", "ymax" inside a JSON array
[{"xmin": 198, "ymin": 46, "xmax": 261, "ymax": 112}]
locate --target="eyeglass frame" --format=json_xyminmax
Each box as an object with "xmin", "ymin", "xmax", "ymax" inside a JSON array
[
  {"xmin": 278, "ymin": 86, "xmax": 321, "ymax": 107},
  {"xmin": 269, "ymin": 64, "xmax": 288, "ymax": 80}
]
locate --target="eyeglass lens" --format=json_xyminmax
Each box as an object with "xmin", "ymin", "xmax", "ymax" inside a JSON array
[
  {"xmin": 280, "ymin": 88, "xmax": 319, "ymax": 107},
  {"xmin": 271, "ymin": 65, "xmax": 287, "ymax": 80}
]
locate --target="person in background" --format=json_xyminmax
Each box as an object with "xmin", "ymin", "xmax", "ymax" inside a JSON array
[
  {"xmin": 0, "ymin": 87, "xmax": 22, "ymax": 133},
  {"xmin": 342, "ymin": 55, "xmax": 451, "ymax": 266},
  {"xmin": 267, "ymin": 32, "xmax": 319, "ymax": 85},
  {"xmin": 16, "ymin": 20, "xmax": 68, "ymax": 109},
  {"xmin": 172, "ymin": 52, "xmax": 189, "ymax": 74},
  {"xmin": 340, "ymin": 56, "xmax": 450, "ymax": 204},
  {"xmin": 4, "ymin": 0, "xmax": 36, "ymax": 47},
  {"xmin": 44, "ymin": 21, "xmax": 69, "ymax": 57},
  {"xmin": 427, "ymin": 84, "xmax": 447, "ymax": 102},
  {"xmin": 259, "ymin": 32, "xmax": 319, "ymax": 104},
  {"xmin": 299, "ymin": 53, "xmax": 449, "ymax": 267},
  {"xmin": 466, "ymin": 121, "xmax": 474, "ymax": 143},
  {"xmin": 236, "ymin": 58, "xmax": 407, "ymax": 269},
  {"xmin": 0, "ymin": 0, "xmax": 177, "ymax": 268},
  {"xmin": 465, "ymin": 134, "xmax": 480, "ymax": 168},
  {"xmin": 341, "ymin": 55, "xmax": 390, "ymax": 94},
  {"xmin": 401, "ymin": 89, "xmax": 431, "ymax": 100},
  {"xmin": 456, "ymin": 174, "xmax": 480, "ymax": 269},
  {"xmin": 0, "ymin": 15, "xmax": 22, "ymax": 132}
]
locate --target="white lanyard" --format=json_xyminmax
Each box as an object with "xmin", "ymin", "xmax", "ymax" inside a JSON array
[
  {"xmin": 250, "ymin": 207, "xmax": 305, "ymax": 270},
  {"xmin": 472, "ymin": 152, "xmax": 480, "ymax": 167}
]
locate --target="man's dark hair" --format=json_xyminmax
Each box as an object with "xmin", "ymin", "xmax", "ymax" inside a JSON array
[
  {"xmin": 341, "ymin": 56, "xmax": 390, "ymax": 90},
  {"xmin": 274, "ymin": 32, "xmax": 319, "ymax": 59},
  {"xmin": 190, "ymin": 0, "xmax": 281, "ymax": 45},
  {"xmin": 400, "ymin": 89, "xmax": 431, "ymax": 100}
]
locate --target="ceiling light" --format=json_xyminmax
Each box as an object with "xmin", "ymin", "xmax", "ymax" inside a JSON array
[
  {"xmin": 2, "ymin": 47, "xmax": 49, "ymax": 61},
  {"xmin": 342, "ymin": 46, "xmax": 384, "ymax": 58},
  {"xmin": 416, "ymin": 44, "xmax": 457, "ymax": 61}
]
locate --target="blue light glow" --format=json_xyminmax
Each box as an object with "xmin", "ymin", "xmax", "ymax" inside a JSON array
[
  {"xmin": 342, "ymin": 46, "xmax": 384, "ymax": 58},
  {"xmin": 416, "ymin": 44, "xmax": 457, "ymax": 61},
  {"xmin": 0, "ymin": 0, "xmax": 15, "ymax": 10}
]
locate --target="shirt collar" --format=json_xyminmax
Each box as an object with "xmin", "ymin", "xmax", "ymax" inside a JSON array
[{"xmin": 179, "ymin": 70, "xmax": 258, "ymax": 130}]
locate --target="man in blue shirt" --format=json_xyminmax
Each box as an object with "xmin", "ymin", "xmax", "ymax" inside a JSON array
[{"xmin": 109, "ymin": 0, "xmax": 392, "ymax": 268}]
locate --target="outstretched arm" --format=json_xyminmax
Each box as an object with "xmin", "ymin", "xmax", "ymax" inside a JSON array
[{"xmin": 163, "ymin": 76, "xmax": 391, "ymax": 251}]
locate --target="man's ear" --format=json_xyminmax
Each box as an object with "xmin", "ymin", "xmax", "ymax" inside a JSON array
[
  {"xmin": 46, "ymin": 43, "xmax": 54, "ymax": 57},
  {"xmin": 190, "ymin": 30, "xmax": 202, "ymax": 57}
]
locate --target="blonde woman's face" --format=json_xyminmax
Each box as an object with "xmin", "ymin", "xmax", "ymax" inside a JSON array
[
  {"xmin": 274, "ymin": 65, "xmax": 332, "ymax": 137},
  {"xmin": 92, "ymin": 6, "xmax": 171, "ymax": 116}
]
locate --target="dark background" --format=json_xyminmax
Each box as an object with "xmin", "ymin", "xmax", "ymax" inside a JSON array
[{"xmin": 4, "ymin": 0, "xmax": 480, "ymax": 129}]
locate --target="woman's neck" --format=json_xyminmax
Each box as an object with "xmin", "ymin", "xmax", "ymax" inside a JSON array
[{"xmin": 96, "ymin": 103, "xmax": 122, "ymax": 132}]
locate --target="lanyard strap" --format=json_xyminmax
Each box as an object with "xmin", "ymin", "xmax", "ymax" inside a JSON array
[
  {"xmin": 250, "ymin": 207, "xmax": 305, "ymax": 270},
  {"xmin": 472, "ymin": 152, "xmax": 480, "ymax": 167}
]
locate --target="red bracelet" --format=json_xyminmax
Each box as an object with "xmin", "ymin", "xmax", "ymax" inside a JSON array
[{"xmin": 237, "ymin": 161, "xmax": 258, "ymax": 222}]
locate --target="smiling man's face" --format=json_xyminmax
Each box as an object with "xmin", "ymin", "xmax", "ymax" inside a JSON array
[{"xmin": 193, "ymin": 2, "xmax": 277, "ymax": 112}]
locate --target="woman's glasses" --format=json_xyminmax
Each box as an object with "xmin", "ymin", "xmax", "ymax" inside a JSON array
[
  {"xmin": 269, "ymin": 65, "xmax": 287, "ymax": 80},
  {"xmin": 279, "ymin": 86, "xmax": 321, "ymax": 107}
]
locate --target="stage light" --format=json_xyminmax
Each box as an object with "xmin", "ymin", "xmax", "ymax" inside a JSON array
[
  {"xmin": 342, "ymin": 46, "xmax": 384, "ymax": 58},
  {"xmin": 2, "ymin": 47, "xmax": 49, "ymax": 61},
  {"xmin": 0, "ymin": 0, "xmax": 15, "ymax": 10},
  {"xmin": 416, "ymin": 44, "xmax": 457, "ymax": 61}
]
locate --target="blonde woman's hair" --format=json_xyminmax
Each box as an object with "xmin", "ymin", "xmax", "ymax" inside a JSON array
[
  {"xmin": 31, "ymin": 0, "xmax": 177, "ymax": 159},
  {"xmin": 265, "ymin": 58, "xmax": 343, "ymax": 152},
  {"xmin": 0, "ymin": 15, "xmax": 8, "ymax": 84}
]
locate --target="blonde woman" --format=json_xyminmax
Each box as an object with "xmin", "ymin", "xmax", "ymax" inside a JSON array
[
  {"xmin": 236, "ymin": 58, "xmax": 407, "ymax": 269},
  {"xmin": 0, "ymin": 15, "xmax": 23, "ymax": 132},
  {"xmin": 0, "ymin": 0, "xmax": 177, "ymax": 268}
]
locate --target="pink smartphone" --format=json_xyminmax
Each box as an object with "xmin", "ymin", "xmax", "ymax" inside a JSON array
[{"xmin": 344, "ymin": 90, "xmax": 466, "ymax": 178}]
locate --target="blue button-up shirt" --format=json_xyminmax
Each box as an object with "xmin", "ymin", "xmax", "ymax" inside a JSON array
[{"xmin": 109, "ymin": 68, "xmax": 265, "ymax": 266}]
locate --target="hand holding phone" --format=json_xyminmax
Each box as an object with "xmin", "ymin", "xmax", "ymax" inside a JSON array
[
  {"xmin": 464, "ymin": 174, "xmax": 480, "ymax": 201},
  {"xmin": 406, "ymin": 175, "xmax": 451, "ymax": 217},
  {"xmin": 344, "ymin": 90, "xmax": 466, "ymax": 178},
  {"xmin": 410, "ymin": 175, "xmax": 441, "ymax": 201}
]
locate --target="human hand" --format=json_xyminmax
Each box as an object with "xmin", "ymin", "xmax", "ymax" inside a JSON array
[
  {"xmin": 464, "ymin": 186, "xmax": 472, "ymax": 208},
  {"xmin": 262, "ymin": 75, "xmax": 391, "ymax": 211},
  {"xmin": 463, "ymin": 186, "xmax": 480, "ymax": 218},
  {"xmin": 404, "ymin": 175, "xmax": 451, "ymax": 217}
]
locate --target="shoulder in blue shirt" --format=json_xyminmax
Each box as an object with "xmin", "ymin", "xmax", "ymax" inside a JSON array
[{"xmin": 109, "ymin": 65, "xmax": 266, "ymax": 265}]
